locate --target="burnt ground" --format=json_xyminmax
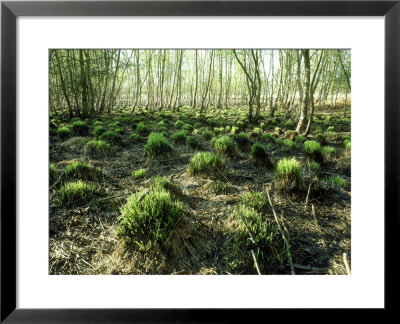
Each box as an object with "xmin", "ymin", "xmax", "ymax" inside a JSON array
[{"xmin": 49, "ymin": 110, "xmax": 351, "ymax": 275}]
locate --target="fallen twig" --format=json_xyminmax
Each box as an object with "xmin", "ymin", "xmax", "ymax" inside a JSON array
[
  {"xmin": 343, "ymin": 253, "xmax": 351, "ymax": 275},
  {"xmin": 265, "ymin": 189, "xmax": 296, "ymax": 275}
]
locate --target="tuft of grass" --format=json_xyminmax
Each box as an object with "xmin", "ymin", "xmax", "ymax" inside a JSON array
[
  {"xmin": 187, "ymin": 152, "xmax": 225, "ymax": 176},
  {"xmin": 316, "ymin": 133, "xmax": 327, "ymax": 145},
  {"xmin": 92, "ymin": 126, "xmax": 107, "ymax": 137},
  {"xmin": 250, "ymin": 142, "xmax": 270, "ymax": 161},
  {"xmin": 251, "ymin": 127, "xmax": 262, "ymax": 138},
  {"xmin": 229, "ymin": 205, "xmax": 286, "ymax": 274},
  {"xmin": 230, "ymin": 126, "xmax": 240, "ymax": 135},
  {"xmin": 214, "ymin": 127, "xmax": 222, "ymax": 136},
  {"xmin": 202, "ymin": 130, "xmax": 213, "ymax": 140},
  {"xmin": 171, "ymin": 130, "xmax": 188, "ymax": 143},
  {"xmin": 304, "ymin": 140, "xmax": 322, "ymax": 154},
  {"xmin": 84, "ymin": 140, "xmax": 111, "ymax": 156},
  {"xmin": 57, "ymin": 180, "xmax": 101, "ymax": 205},
  {"xmin": 57, "ymin": 126, "xmax": 71, "ymax": 139},
  {"xmin": 99, "ymin": 130, "xmax": 121, "ymax": 145},
  {"xmin": 50, "ymin": 163, "xmax": 57, "ymax": 183},
  {"xmin": 282, "ymin": 139, "xmax": 295, "ymax": 151},
  {"xmin": 295, "ymin": 135, "xmax": 305, "ymax": 143},
  {"xmin": 181, "ymin": 123, "xmax": 193, "ymax": 132},
  {"xmin": 209, "ymin": 180, "xmax": 228, "ymax": 195},
  {"xmin": 144, "ymin": 133, "xmax": 172, "ymax": 157},
  {"xmin": 309, "ymin": 161, "xmax": 321, "ymax": 173},
  {"xmin": 275, "ymin": 158, "xmax": 301, "ymax": 181},
  {"xmin": 174, "ymin": 120, "xmax": 185, "ymax": 128},
  {"xmin": 186, "ymin": 136, "xmax": 200, "ymax": 149},
  {"xmin": 261, "ymin": 133, "xmax": 273, "ymax": 143},
  {"xmin": 213, "ymin": 136, "xmax": 235, "ymax": 155},
  {"xmin": 241, "ymin": 191, "xmax": 268, "ymax": 212},
  {"xmin": 322, "ymin": 146, "xmax": 335, "ymax": 158},
  {"xmin": 325, "ymin": 131, "xmax": 337, "ymax": 141},
  {"xmin": 71, "ymin": 120, "xmax": 88, "ymax": 136},
  {"xmin": 116, "ymin": 187, "xmax": 183, "ymax": 250},
  {"xmin": 136, "ymin": 122, "xmax": 149, "ymax": 136},
  {"xmin": 345, "ymin": 141, "xmax": 351, "ymax": 150},
  {"xmin": 64, "ymin": 161, "xmax": 101, "ymax": 179},
  {"xmin": 325, "ymin": 175, "xmax": 347, "ymax": 188},
  {"xmin": 132, "ymin": 168, "xmax": 146, "ymax": 179},
  {"xmin": 235, "ymin": 132, "xmax": 251, "ymax": 147},
  {"xmin": 130, "ymin": 133, "xmax": 141, "ymax": 142}
]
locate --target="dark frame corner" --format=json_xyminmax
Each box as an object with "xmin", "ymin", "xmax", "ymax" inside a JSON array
[{"xmin": 1, "ymin": 1, "xmax": 399, "ymax": 322}]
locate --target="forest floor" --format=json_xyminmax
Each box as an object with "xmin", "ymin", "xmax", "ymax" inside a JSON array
[{"xmin": 49, "ymin": 107, "xmax": 351, "ymax": 275}]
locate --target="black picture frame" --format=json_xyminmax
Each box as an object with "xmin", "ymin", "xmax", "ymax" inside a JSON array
[{"xmin": 1, "ymin": 0, "xmax": 398, "ymax": 322}]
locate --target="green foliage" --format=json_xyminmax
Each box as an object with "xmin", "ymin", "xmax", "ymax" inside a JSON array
[
  {"xmin": 57, "ymin": 180, "xmax": 101, "ymax": 204},
  {"xmin": 171, "ymin": 130, "xmax": 188, "ymax": 143},
  {"xmin": 325, "ymin": 175, "xmax": 347, "ymax": 188},
  {"xmin": 236, "ymin": 120, "xmax": 244, "ymax": 130},
  {"xmin": 304, "ymin": 140, "xmax": 322, "ymax": 154},
  {"xmin": 275, "ymin": 158, "xmax": 301, "ymax": 181},
  {"xmin": 136, "ymin": 122, "xmax": 149, "ymax": 135},
  {"xmin": 316, "ymin": 133, "xmax": 327, "ymax": 145},
  {"xmin": 64, "ymin": 161, "xmax": 101, "ymax": 179},
  {"xmin": 209, "ymin": 180, "xmax": 228, "ymax": 195},
  {"xmin": 186, "ymin": 136, "xmax": 200, "ymax": 149},
  {"xmin": 213, "ymin": 136, "xmax": 235, "ymax": 155},
  {"xmin": 325, "ymin": 131, "xmax": 337, "ymax": 141},
  {"xmin": 250, "ymin": 142, "xmax": 267, "ymax": 159},
  {"xmin": 282, "ymin": 139, "xmax": 295, "ymax": 151},
  {"xmin": 71, "ymin": 120, "xmax": 88, "ymax": 136},
  {"xmin": 181, "ymin": 123, "xmax": 193, "ymax": 132},
  {"xmin": 260, "ymin": 122, "xmax": 266, "ymax": 130},
  {"xmin": 174, "ymin": 120, "xmax": 185, "ymax": 128},
  {"xmin": 235, "ymin": 132, "xmax": 250, "ymax": 147},
  {"xmin": 345, "ymin": 141, "xmax": 351, "ymax": 150},
  {"xmin": 241, "ymin": 191, "xmax": 268, "ymax": 212},
  {"xmin": 230, "ymin": 205, "xmax": 286, "ymax": 274},
  {"xmin": 284, "ymin": 120, "xmax": 293, "ymax": 128},
  {"xmin": 92, "ymin": 126, "xmax": 107, "ymax": 137},
  {"xmin": 322, "ymin": 146, "xmax": 335, "ymax": 158},
  {"xmin": 130, "ymin": 133, "xmax": 141, "ymax": 141},
  {"xmin": 214, "ymin": 127, "xmax": 222, "ymax": 136},
  {"xmin": 275, "ymin": 138, "xmax": 283, "ymax": 145},
  {"xmin": 261, "ymin": 133, "xmax": 273, "ymax": 143},
  {"xmin": 309, "ymin": 161, "xmax": 321, "ymax": 173},
  {"xmin": 113, "ymin": 127, "xmax": 124, "ymax": 134},
  {"xmin": 84, "ymin": 140, "xmax": 111, "ymax": 155},
  {"xmin": 144, "ymin": 133, "xmax": 172, "ymax": 157},
  {"xmin": 132, "ymin": 168, "xmax": 146, "ymax": 179},
  {"xmin": 202, "ymin": 130, "xmax": 213, "ymax": 140},
  {"xmin": 150, "ymin": 176, "xmax": 179, "ymax": 193},
  {"xmin": 99, "ymin": 130, "xmax": 121, "ymax": 145},
  {"xmin": 116, "ymin": 187, "xmax": 183, "ymax": 249},
  {"xmin": 187, "ymin": 152, "xmax": 225, "ymax": 176},
  {"xmin": 251, "ymin": 127, "xmax": 262, "ymax": 138},
  {"xmin": 57, "ymin": 126, "xmax": 71, "ymax": 139},
  {"xmin": 50, "ymin": 163, "xmax": 57, "ymax": 182},
  {"xmin": 295, "ymin": 135, "xmax": 305, "ymax": 143},
  {"xmin": 327, "ymin": 126, "xmax": 335, "ymax": 131}
]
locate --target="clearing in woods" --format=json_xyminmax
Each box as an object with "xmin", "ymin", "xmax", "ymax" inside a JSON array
[{"xmin": 49, "ymin": 49, "xmax": 351, "ymax": 275}]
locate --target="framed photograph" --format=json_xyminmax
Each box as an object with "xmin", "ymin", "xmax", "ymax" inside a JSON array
[{"xmin": 1, "ymin": 0, "xmax": 398, "ymax": 322}]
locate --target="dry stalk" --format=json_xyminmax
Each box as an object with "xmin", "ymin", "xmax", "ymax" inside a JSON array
[
  {"xmin": 265, "ymin": 189, "xmax": 296, "ymax": 275},
  {"xmin": 343, "ymin": 253, "xmax": 351, "ymax": 275}
]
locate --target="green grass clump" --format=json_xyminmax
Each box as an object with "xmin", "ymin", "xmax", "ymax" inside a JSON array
[
  {"xmin": 236, "ymin": 120, "xmax": 244, "ymax": 130},
  {"xmin": 181, "ymin": 123, "xmax": 193, "ymax": 132},
  {"xmin": 251, "ymin": 127, "xmax": 262, "ymax": 138},
  {"xmin": 325, "ymin": 175, "xmax": 347, "ymax": 188},
  {"xmin": 71, "ymin": 120, "xmax": 89, "ymax": 136},
  {"xmin": 295, "ymin": 135, "xmax": 305, "ymax": 143},
  {"xmin": 213, "ymin": 136, "xmax": 235, "ymax": 155},
  {"xmin": 84, "ymin": 140, "xmax": 111, "ymax": 156},
  {"xmin": 132, "ymin": 169, "xmax": 146, "ymax": 179},
  {"xmin": 150, "ymin": 176, "xmax": 179, "ymax": 194},
  {"xmin": 345, "ymin": 141, "xmax": 351, "ymax": 150},
  {"xmin": 57, "ymin": 126, "xmax": 71, "ymax": 139},
  {"xmin": 144, "ymin": 133, "xmax": 172, "ymax": 157},
  {"xmin": 57, "ymin": 180, "xmax": 101, "ymax": 205},
  {"xmin": 304, "ymin": 140, "xmax": 321, "ymax": 154},
  {"xmin": 113, "ymin": 127, "xmax": 124, "ymax": 134},
  {"xmin": 284, "ymin": 120, "xmax": 293, "ymax": 128},
  {"xmin": 230, "ymin": 126, "xmax": 240, "ymax": 135},
  {"xmin": 275, "ymin": 158, "xmax": 301, "ymax": 181},
  {"xmin": 116, "ymin": 187, "xmax": 183, "ymax": 250},
  {"xmin": 282, "ymin": 139, "xmax": 295, "ymax": 151},
  {"xmin": 275, "ymin": 138, "xmax": 283, "ymax": 145},
  {"xmin": 316, "ymin": 133, "xmax": 326, "ymax": 145},
  {"xmin": 325, "ymin": 131, "xmax": 337, "ymax": 141},
  {"xmin": 235, "ymin": 132, "xmax": 251, "ymax": 147},
  {"xmin": 202, "ymin": 130, "xmax": 213, "ymax": 140},
  {"xmin": 99, "ymin": 130, "xmax": 121, "ymax": 145},
  {"xmin": 186, "ymin": 136, "xmax": 200, "ymax": 149},
  {"xmin": 260, "ymin": 122, "xmax": 266, "ymax": 130},
  {"xmin": 241, "ymin": 191, "xmax": 268, "ymax": 212},
  {"xmin": 230, "ymin": 205, "xmax": 286, "ymax": 274},
  {"xmin": 327, "ymin": 126, "xmax": 335, "ymax": 131},
  {"xmin": 261, "ymin": 133, "xmax": 273, "ymax": 143},
  {"xmin": 92, "ymin": 126, "xmax": 107, "ymax": 137},
  {"xmin": 214, "ymin": 127, "xmax": 222, "ymax": 136},
  {"xmin": 174, "ymin": 120, "xmax": 185, "ymax": 128},
  {"xmin": 187, "ymin": 152, "xmax": 225, "ymax": 176},
  {"xmin": 64, "ymin": 161, "xmax": 101, "ymax": 179},
  {"xmin": 171, "ymin": 130, "xmax": 188, "ymax": 143},
  {"xmin": 130, "ymin": 133, "xmax": 141, "ymax": 142},
  {"xmin": 309, "ymin": 161, "xmax": 321, "ymax": 173},
  {"xmin": 322, "ymin": 146, "xmax": 335, "ymax": 158},
  {"xmin": 209, "ymin": 180, "xmax": 228, "ymax": 195},
  {"xmin": 275, "ymin": 127, "xmax": 282, "ymax": 135},
  {"xmin": 136, "ymin": 122, "xmax": 149, "ymax": 136}
]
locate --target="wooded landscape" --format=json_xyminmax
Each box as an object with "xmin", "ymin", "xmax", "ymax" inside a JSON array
[{"xmin": 49, "ymin": 49, "xmax": 351, "ymax": 275}]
